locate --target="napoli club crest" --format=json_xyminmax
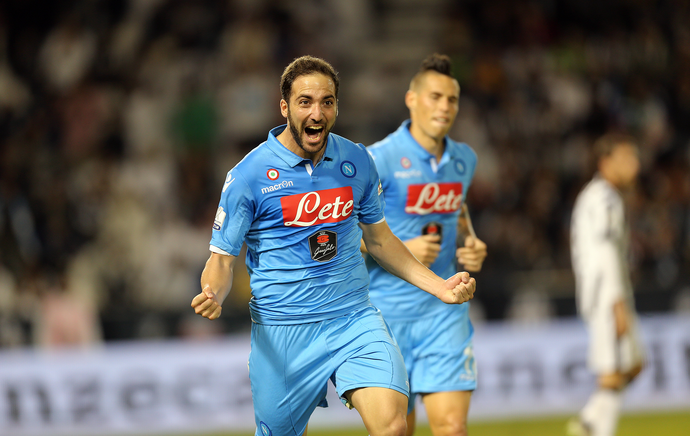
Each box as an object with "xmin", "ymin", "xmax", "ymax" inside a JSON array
[
  {"xmin": 454, "ymin": 160, "xmax": 466, "ymax": 175},
  {"xmin": 340, "ymin": 161, "xmax": 356, "ymax": 178},
  {"xmin": 308, "ymin": 230, "xmax": 338, "ymax": 262},
  {"xmin": 259, "ymin": 422, "xmax": 272, "ymax": 436}
]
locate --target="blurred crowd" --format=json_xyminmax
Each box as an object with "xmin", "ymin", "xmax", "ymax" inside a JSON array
[{"xmin": 0, "ymin": 0, "xmax": 689, "ymax": 348}]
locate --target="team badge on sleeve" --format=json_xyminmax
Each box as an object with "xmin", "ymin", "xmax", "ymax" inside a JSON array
[
  {"xmin": 213, "ymin": 206, "xmax": 226, "ymax": 230},
  {"xmin": 259, "ymin": 421, "xmax": 272, "ymax": 436},
  {"xmin": 308, "ymin": 230, "xmax": 338, "ymax": 262}
]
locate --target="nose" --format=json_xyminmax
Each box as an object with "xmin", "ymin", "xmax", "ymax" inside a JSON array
[{"xmin": 309, "ymin": 104, "xmax": 323, "ymax": 122}]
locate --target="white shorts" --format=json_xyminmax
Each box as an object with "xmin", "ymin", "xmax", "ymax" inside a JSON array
[{"xmin": 586, "ymin": 311, "xmax": 645, "ymax": 374}]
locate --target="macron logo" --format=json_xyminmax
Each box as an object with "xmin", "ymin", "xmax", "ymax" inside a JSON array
[
  {"xmin": 223, "ymin": 173, "xmax": 235, "ymax": 192},
  {"xmin": 261, "ymin": 180, "xmax": 294, "ymax": 194}
]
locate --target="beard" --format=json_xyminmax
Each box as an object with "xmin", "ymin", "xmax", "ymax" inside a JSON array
[{"xmin": 287, "ymin": 108, "xmax": 333, "ymax": 155}]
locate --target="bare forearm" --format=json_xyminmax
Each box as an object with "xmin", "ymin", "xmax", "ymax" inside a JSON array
[
  {"xmin": 364, "ymin": 226, "xmax": 443, "ymax": 297},
  {"xmin": 200, "ymin": 253, "xmax": 235, "ymax": 304}
]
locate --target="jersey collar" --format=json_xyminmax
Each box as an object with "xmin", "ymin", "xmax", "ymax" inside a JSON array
[
  {"xmin": 397, "ymin": 119, "xmax": 455, "ymax": 165},
  {"xmin": 266, "ymin": 125, "xmax": 335, "ymax": 167}
]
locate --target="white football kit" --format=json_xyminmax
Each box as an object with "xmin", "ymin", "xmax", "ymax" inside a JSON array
[{"xmin": 570, "ymin": 175, "xmax": 645, "ymax": 374}]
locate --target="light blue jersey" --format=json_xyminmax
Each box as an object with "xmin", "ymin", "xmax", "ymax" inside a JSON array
[
  {"xmin": 366, "ymin": 120, "xmax": 477, "ymax": 321},
  {"xmin": 210, "ymin": 125, "xmax": 385, "ymax": 325}
]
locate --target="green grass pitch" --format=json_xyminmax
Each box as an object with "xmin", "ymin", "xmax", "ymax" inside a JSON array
[{"xmin": 169, "ymin": 410, "xmax": 690, "ymax": 436}]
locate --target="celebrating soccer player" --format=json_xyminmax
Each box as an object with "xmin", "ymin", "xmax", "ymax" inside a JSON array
[
  {"xmin": 363, "ymin": 53, "xmax": 488, "ymax": 436},
  {"xmin": 191, "ymin": 55, "xmax": 477, "ymax": 436}
]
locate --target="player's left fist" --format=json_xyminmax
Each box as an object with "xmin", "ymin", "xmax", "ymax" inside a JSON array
[
  {"xmin": 438, "ymin": 272, "xmax": 476, "ymax": 304},
  {"xmin": 457, "ymin": 236, "xmax": 487, "ymax": 272}
]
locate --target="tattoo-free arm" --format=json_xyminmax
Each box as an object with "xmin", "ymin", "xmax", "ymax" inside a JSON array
[{"xmin": 191, "ymin": 252, "xmax": 236, "ymax": 320}]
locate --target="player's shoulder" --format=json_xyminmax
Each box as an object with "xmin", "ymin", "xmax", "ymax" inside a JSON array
[
  {"xmin": 368, "ymin": 129, "xmax": 396, "ymax": 149},
  {"xmin": 577, "ymin": 176, "xmax": 622, "ymax": 209},
  {"xmin": 446, "ymin": 137, "xmax": 478, "ymax": 164},
  {"xmin": 229, "ymin": 141, "xmax": 271, "ymax": 174},
  {"xmin": 327, "ymin": 132, "xmax": 370, "ymax": 159},
  {"xmin": 366, "ymin": 130, "xmax": 404, "ymax": 166},
  {"xmin": 582, "ymin": 177, "xmax": 620, "ymax": 200}
]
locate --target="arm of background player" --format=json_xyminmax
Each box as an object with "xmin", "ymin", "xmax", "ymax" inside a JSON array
[
  {"xmin": 191, "ymin": 252, "xmax": 237, "ymax": 320},
  {"xmin": 360, "ymin": 220, "xmax": 475, "ymax": 304},
  {"xmin": 360, "ymin": 234, "xmax": 441, "ymax": 267},
  {"xmin": 456, "ymin": 204, "xmax": 488, "ymax": 272}
]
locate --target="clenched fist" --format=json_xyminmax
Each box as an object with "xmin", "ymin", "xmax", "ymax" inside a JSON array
[
  {"xmin": 191, "ymin": 286, "xmax": 222, "ymax": 320},
  {"xmin": 436, "ymin": 271, "xmax": 476, "ymax": 304}
]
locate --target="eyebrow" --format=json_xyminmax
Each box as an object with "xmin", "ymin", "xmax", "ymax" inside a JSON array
[{"xmin": 295, "ymin": 93, "xmax": 336, "ymax": 101}]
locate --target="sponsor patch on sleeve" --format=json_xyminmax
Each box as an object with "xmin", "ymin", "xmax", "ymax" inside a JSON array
[
  {"xmin": 213, "ymin": 206, "xmax": 226, "ymax": 230},
  {"xmin": 378, "ymin": 180, "xmax": 383, "ymax": 195}
]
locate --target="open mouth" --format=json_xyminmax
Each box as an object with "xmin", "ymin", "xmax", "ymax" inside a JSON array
[{"xmin": 304, "ymin": 125, "xmax": 324, "ymax": 142}]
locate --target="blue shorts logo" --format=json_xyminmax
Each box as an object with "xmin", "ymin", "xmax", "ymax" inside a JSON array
[
  {"xmin": 341, "ymin": 161, "xmax": 356, "ymax": 178},
  {"xmin": 454, "ymin": 159, "xmax": 466, "ymax": 175},
  {"xmin": 260, "ymin": 421, "xmax": 272, "ymax": 436}
]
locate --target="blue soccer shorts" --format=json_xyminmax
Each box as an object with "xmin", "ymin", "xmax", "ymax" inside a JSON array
[
  {"xmin": 387, "ymin": 305, "xmax": 476, "ymax": 414},
  {"xmin": 248, "ymin": 305, "xmax": 409, "ymax": 436}
]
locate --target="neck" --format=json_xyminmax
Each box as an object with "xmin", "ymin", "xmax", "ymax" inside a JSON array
[
  {"xmin": 409, "ymin": 122, "xmax": 444, "ymax": 160},
  {"xmin": 600, "ymin": 170, "xmax": 626, "ymax": 192}
]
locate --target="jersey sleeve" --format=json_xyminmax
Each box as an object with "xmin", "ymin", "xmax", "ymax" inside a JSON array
[
  {"xmin": 209, "ymin": 170, "xmax": 255, "ymax": 256},
  {"xmin": 462, "ymin": 144, "xmax": 478, "ymax": 199},
  {"xmin": 358, "ymin": 145, "xmax": 386, "ymax": 224}
]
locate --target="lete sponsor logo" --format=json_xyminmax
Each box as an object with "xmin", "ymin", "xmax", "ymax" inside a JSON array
[
  {"xmin": 405, "ymin": 182, "xmax": 463, "ymax": 215},
  {"xmin": 281, "ymin": 187, "xmax": 354, "ymax": 227}
]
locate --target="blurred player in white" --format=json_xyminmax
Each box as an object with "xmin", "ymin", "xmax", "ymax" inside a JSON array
[
  {"xmin": 364, "ymin": 54, "xmax": 487, "ymax": 436},
  {"xmin": 568, "ymin": 133, "xmax": 646, "ymax": 436}
]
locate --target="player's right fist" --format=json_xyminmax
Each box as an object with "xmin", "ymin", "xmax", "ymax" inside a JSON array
[{"xmin": 191, "ymin": 286, "xmax": 222, "ymax": 320}]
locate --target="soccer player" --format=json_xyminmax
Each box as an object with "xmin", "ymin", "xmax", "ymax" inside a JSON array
[
  {"xmin": 568, "ymin": 133, "xmax": 646, "ymax": 436},
  {"xmin": 363, "ymin": 53, "xmax": 488, "ymax": 436},
  {"xmin": 190, "ymin": 55, "xmax": 477, "ymax": 436}
]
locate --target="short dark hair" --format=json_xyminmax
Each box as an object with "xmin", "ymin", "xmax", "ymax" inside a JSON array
[
  {"xmin": 418, "ymin": 53, "xmax": 453, "ymax": 77},
  {"xmin": 280, "ymin": 55, "xmax": 340, "ymax": 101},
  {"xmin": 410, "ymin": 53, "xmax": 455, "ymax": 90},
  {"xmin": 593, "ymin": 132, "xmax": 637, "ymax": 162}
]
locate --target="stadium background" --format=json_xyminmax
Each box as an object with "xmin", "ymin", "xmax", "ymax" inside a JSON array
[{"xmin": 0, "ymin": 0, "xmax": 689, "ymax": 435}]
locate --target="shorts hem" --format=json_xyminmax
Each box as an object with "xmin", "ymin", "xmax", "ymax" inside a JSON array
[
  {"xmin": 336, "ymin": 382, "xmax": 410, "ymax": 401},
  {"xmin": 412, "ymin": 382, "xmax": 477, "ymax": 394}
]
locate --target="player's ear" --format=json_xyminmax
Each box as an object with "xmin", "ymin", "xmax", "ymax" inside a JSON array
[
  {"xmin": 280, "ymin": 99, "xmax": 288, "ymax": 118},
  {"xmin": 405, "ymin": 90, "xmax": 416, "ymax": 111}
]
